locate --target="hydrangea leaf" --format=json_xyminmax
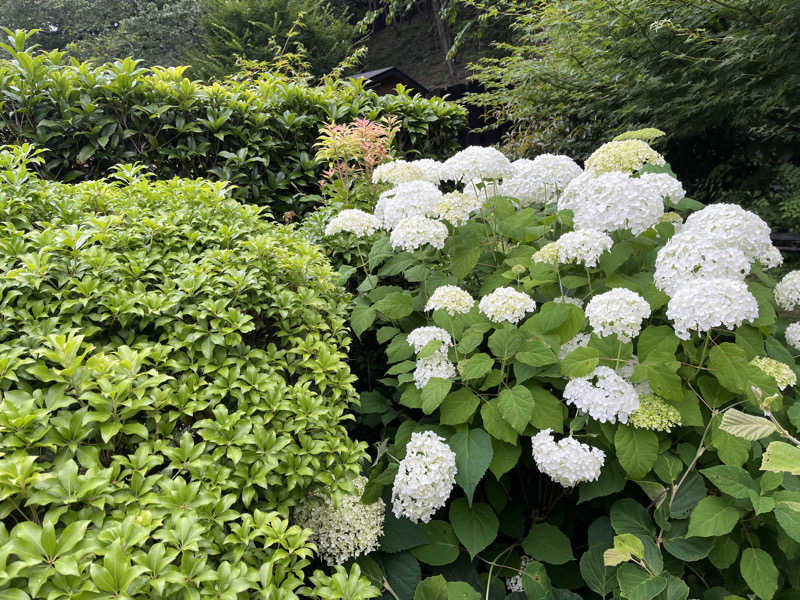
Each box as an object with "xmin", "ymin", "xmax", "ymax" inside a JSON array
[
  {"xmin": 448, "ymin": 499, "xmax": 498, "ymax": 559},
  {"xmin": 740, "ymin": 548, "xmax": 778, "ymax": 600},
  {"xmin": 411, "ymin": 522, "xmax": 460, "ymax": 566},
  {"xmin": 687, "ymin": 496, "xmax": 742, "ymax": 538},
  {"xmin": 616, "ymin": 563, "xmax": 666, "ymax": 600},
  {"xmin": 448, "ymin": 428, "xmax": 492, "ymax": 505},
  {"xmin": 522, "ymin": 523, "xmax": 575, "ymax": 565},
  {"xmin": 614, "ymin": 426, "xmax": 658, "ymax": 480}
]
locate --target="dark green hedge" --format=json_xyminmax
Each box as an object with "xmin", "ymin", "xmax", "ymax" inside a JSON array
[{"xmin": 0, "ymin": 30, "xmax": 467, "ymax": 216}]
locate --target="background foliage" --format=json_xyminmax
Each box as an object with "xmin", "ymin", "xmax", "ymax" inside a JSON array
[{"xmin": 0, "ymin": 145, "xmax": 376, "ymax": 599}]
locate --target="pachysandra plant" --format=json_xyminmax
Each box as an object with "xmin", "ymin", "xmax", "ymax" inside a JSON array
[{"xmin": 321, "ymin": 134, "xmax": 800, "ymax": 599}]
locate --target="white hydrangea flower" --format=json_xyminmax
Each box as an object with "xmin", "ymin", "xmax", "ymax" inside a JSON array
[
  {"xmin": 372, "ymin": 160, "xmax": 424, "ymax": 184},
  {"xmin": 555, "ymin": 229, "xmax": 614, "ymax": 267},
  {"xmin": 414, "ymin": 351, "xmax": 457, "ymax": 389},
  {"xmin": 435, "ymin": 190, "xmax": 484, "ymax": 226},
  {"xmin": 639, "ymin": 172, "xmax": 685, "ymax": 205},
  {"xmin": 585, "ymin": 140, "xmax": 666, "ymax": 173},
  {"xmin": 558, "ymin": 171, "xmax": 664, "ymax": 235},
  {"xmin": 410, "ymin": 158, "xmax": 446, "ymax": 184},
  {"xmin": 774, "ymin": 271, "xmax": 800, "ymax": 311},
  {"xmin": 553, "ymin": 296, "xmax": 584, "ymax": 308},
  {"xmin": 520, "ymin": 154, "xmax": 583, "ymax": 189},
  {"xmin": 374, "ymin": 181, "xmax": 443, "ymax": 230},
  {"xmin": 293, "ymin": 476, "xmax": 385, "ymax": 566},
  {"xmin": 558, "ymin": 332, "xmax": 590, "ymax": 361},
  {"xmin": 666, "ymin": 278, "xmax": 759, "ymax": 340},
  {"xmin": 785, "ymin": 323, "xmax": 800, "ymax": 352},
  {"xmin": 479, "ymin": 287, "xmax": 536, "ymax": 324},
  {"xmin": 682, "ymin": 204, "xmax": 782, "ymax": 268},
  {"xmin": 406, "ymin": 326, "xmax": 452, "ymax": 353},
  {"xmin": 654, "ymin": 230, "xmax": 751, "ymax": 296},
  {"xmin": 324, "ymin": 209, "xmax": 379, "ymax": 238},
  {"xmin": 507, "ymin": 556, "xmax": 533, "ymax": 593},
  {"xmin": 442, "ymin": 146, "xmax": 514, "ymax": 182},
  {"xmin": 532, "ymin": 242, "xmax": 560, "ymax": 265},
  {"xmin": 531, "ymin": 429, "xmax": 605, "ymax": 488},
  {"xmin": 392, "ymin": 431, "xmax": 457, "ymax": 523},
  {"xmin": 498, "ymin": 176, "xmax": 551, "ymax": 208},
  {"xmin": 425, "ymin": 285, "xmax": 475, "ymax": 315},
  {"xmin": 585, "ymin": 288, "xmax": 651, "ymax": 341},
  {"xmin": 750, "ymin": 356, "xmax": 797, "ymax": 390},
  {"xmin": 563, "ymin": 366, "xmax": 640, "ymax": 424},
  {"xmin": 390, "ymin": 216, "xmax": 448, "ymax": 252}
]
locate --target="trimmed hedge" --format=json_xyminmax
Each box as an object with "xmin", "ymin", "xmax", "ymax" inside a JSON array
[
  {"xmin": 0, "ymin": 145, "xmax": 372, "ymax": 598},
  {"xmin": 0, "ymin": 29, "xmax": 467, "ymax": 216}
]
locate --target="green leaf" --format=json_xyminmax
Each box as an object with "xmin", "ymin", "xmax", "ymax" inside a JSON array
[
  {"xmin": 516, "ymin": 340, "xmax": 558, "ymax": 367},
  {"xmin": 449, "ymin": 499, "xmax": 498, "ymax": 559},
  {"xmin": 488, "ymin": 327, "xmax": 522, "ymax": 359},
  {"xmin": 529, "ymin": 386, "xmax": 565, "ymax": 432},
  {"xmin": 740, "ymin": 548, "xmax": 778, "ymax": 600},
  {"xmin": 382, "ymin": 552, "xmax": 420, "ymax": 600},
  {"xmin": 459, "ymin": 353, "xmax": 494, "ymax": 380},
  {"xmin": 374, "ymin": 292, "xmax": 414, "ymax": 320},
  {"xmin": 449, "ymin": 428, "xmax": 493, "ymax": 505},
  {"xmin": 522, "ymin": 560, "xmax": 552, "ymax": 600},
  {"xmin": 497, "ymin": 385, "xmax": 535, "ymax": 433},
  {"xmin": 637, "ymin": 326, "xmax": 679, "ymax": 362},
  {"xmin": 774, "ymin": 501, "xmax": 800, "ymax": 543},
  {"xmin": 446, "ymin": 581, "xmax": 480, "ymax": 600},
  {"xmin": 761, "ymin": 441, "xmax": 800, "ymax": 475},
  {"xmin": 613, "ymin": 533, "xmax": 644, "ymax": 559},
  {"xmin": 580, "ymin": 546, "xmax": 614, "ymax": 597},
  {"xmin": 411, "ymin": 521, "xmax": 460, "ymax": 566},
  {"xmin": 450, "ymin": 246, "xmax": 481, "ymax": 279},
  {"xmin": 381, "ymin": 510, "xmax": 429, "ymax": 553},
  {"xmin": 719, "ymin": 409, "xmax": 777, "ymax": 441},
  {"xmin": 610, "ymin": 499, "xmax": 654, "ymax": 537},
  {"xmin": 614, "ymin": 426, "xmax": 658, "ymax": 480},
  {"xmin": 414, "ymin": 575, "xmax": 447, "ymax": 600},
  {"xmin": 709, "ymin": 343, "xmax": 754, "ymax": 394},
  {"xmin": 522, "ymin": 523, "xmax": 575, "ymax": 565},
  {"xmin": 489, "ymin": 438, "xmax": 520, "ymax": 479},
  {"xmin": 616, "ymin": 563, "xmax": 666, "ymax": 600},
  {"xmin": 560, "ymin": 346, "xmax": 599, "ymax": 378},
  {"xmin": 699, "ymin": 465, "xmax": 758, "ymax": 499},
  {"xmin": 440, "ymin": 388, "xmax": 480, "ymax": 425},
  {"xmin": 579, "ymin": 460, "xmax": 626, "ymax": 504},
  {"xmin": 421, "ymin": 378, "xmax": 453, "ymax": 414},
  {"xmin": 687, "ymin": 496, "xmax": 742, "ymax": 538},
  {"xmin": 480, "ymin": 401, "xmax": 518, "ymax": 445}
]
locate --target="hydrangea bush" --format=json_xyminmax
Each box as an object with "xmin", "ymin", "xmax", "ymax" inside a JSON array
[{"xmin": 320, "ymin": 140, "xmax": 800, "ymax": 599}]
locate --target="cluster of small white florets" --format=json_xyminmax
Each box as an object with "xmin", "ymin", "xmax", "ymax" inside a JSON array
[
  {"xmin": 558, "ymin": 171, "xmax": 664, "ymax": 235},
  {"xmin": 372, "ymin": 160, "xmax": 425, "ymax": 185},
  {"xmin": 293, "ymin": 476, "xmax": 385, "ymax": 566},
  {"xmin": 374, "ymin": 181, "xmax": 443, "ymax": 230},
  {"xmin": 555, "ymin": 229, "xmax": 614, "ymax": 267},
  {"xmin": 442, "ymin": 146, "xmax": 514, "ymax": 182},
  {"xmin": 681, "ymin": 204, "xmax": 782, "ymax": 268},
  {"xmin": 324, "ymin": 209, "xmax": 380, "ymax": 238},
  {"xmin": 479, "ymin": 287, "xmax": 537, "ymax": 324},
  {"xmin": 497, "ymin": 154, "xmax": 582, "ymax": 207},
  {"xmin": 654, "ymin": 230, "xmax": 751, "ymax": 296},
  {"xmin": 639, "ymin": 172, "xmax": 685, "ymax": 205},
  {"xmin": 435, "ymin": 190, "xmax": 484, "ymax": 226},
  {"xmin": 584, "ymin": 140, "xmax": 666, "ymax": 173},
  {"xmin": 563, "ymin": 366, "xmax": 640, "ymax": 424},
  {"xmin": 406, "ymin": 326, "xmax": 452, "ymax": 353},
  {"xmin": 558, "ymin": 332, "xmax": 590, "ymax": 361},
  {"xmin": 410, "ymin": 158, "xmax": 446, "ymax": 184},
  {"xmin": 425, "ymin": 285, "xmax": 475, "ymax": 315},
  {"xmin": 553, "ymin": 296, "xmax": 584, "ymax": 308},
  {"xmin": 532, "ymin": 242, "xmax": 559, "ymax": 265},
  {"xmin": 506, "ymin": 556, "xmax": 533, "ymax": 593},
  {"xmin": 585, "ymin": 288, "xmax": 651, "ymax": 341},
  {"xmin": 785, "ymin": 323, "xmax": 800, "ymax": 352},
  {"xmin": 666, "ymin": 278, "xmax": 759, "ymax": 340},
  {"xmin": 774, "ymin": 271, "xmax": 800, "ymax": 311},
  {"xmin": 392, "ymin": 431, "xmax": 457, "ymax": 523},
  {"xmin": 750, "ymin": 356, "xmax": 797, "ymax": 391},
  {"xmin": 390, "ymin": 216, "xmax": 448, "ymax": 251},
  {"xmin": 531, "ymin": 429, "xmax": 605, "ymax": 488}
]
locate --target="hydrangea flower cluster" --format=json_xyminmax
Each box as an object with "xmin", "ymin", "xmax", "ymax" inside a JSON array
[
  {"xmin": 774, "ymin": 271, "xmax": 800, "ymax": 311},
  {"xmin": 324, "ymin": 209, "xmax": 379, "ymax": 238},
  {"xmin": 555, "ymin": 229, "xmax": 614, "ymax": 267},
  {"xmin": 629, "ymin": 396, "xmax": 682, "ymax": 432},
  {"xmin": 640, "ymin": 172, "xmax": 685, "ymax": 205},
  {"xmin": 558, "ymin": 171, "xmax": 664, "ymax": 235},
  {"xmin": 786, "ymin": 323, "xmax": 800, "ymax": 352},
  {"xmin": 654, "ymin": 231, "xmax": 751, "ymax": 296},
  {"xmin": 390, "ymin": 216, "xmax": 448, "ymax": 251},
  {"xmin": 293, "ymin": 476, "xmax": 385, "ymax": 566},
  {"xmin": 558, "ymin": 332, "xmax": 591, "ymax": 361},
  {"xmin": 522, "ymin": 154, "xmax": 583, "ymax": 189},
  {"xmin": 406, "ymin": 326, "xmax": 452, "ymax": 353},
  {"xmin": 532, "ymin": 242, "xmax": 559, "ymax": 265},
  {"xmin": 531, "ymin": 429, "xmax": 605, "ymax": 487},
  {"xmin": 585, "ymin": 288, "xmax": 651, "ymax": 341},
  {"xmin": 392, "ymin": 431, "xmax": 457, "ymax": 523},
  {"xmin": 414, "ymin": 353, "xmax": 457, "ymax": 389},
  {"xmin": 750, "ymin": 356, "xmax": 797, "ymax": 390},
  {"xmin": 442, "ymin": 146, "xmax": 514, "ymax": 182},
  {"xmin": 563, "ymin": 366, "xmax": 640, "ymax": 424},
  {"xmin": 372, "ymin": 160, "xmax": 424, "ymax": 185},
  {"xmin": 435, "ymin": 190, "xmax": 484, "ymax": 226},
  {"xmin": 410, "ymin": 158, "xmax": 446, "ymax": 184},
  {"xmin": 584, "ymin": 139, "xmax": 666, "ymax": 173},
  {"xmin": 666, "ymin": 278, "xmax": 759, "ymax": 340},
  {"xmin": 479, "ymin": 287, "xmax": 536, "ymax": 324},
  {"xmin": 425, "ymin": 285, "xmax": 475, "ymax": 315},
  {"xmin": 374, "ymin": 180, "xmax": 443, "ymax": 229}
]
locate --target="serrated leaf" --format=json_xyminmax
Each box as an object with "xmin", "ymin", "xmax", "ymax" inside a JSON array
[
  {"xmin": 448, "ymin": 428, "xmax": 492, "ymax": 505},
  {"xmin": 522, "ymin": 523, "xmax": 574, "ymax": 565},
  {"xmin": 439, "ymin": 388, "xmax": 480, "ymax": 425},
  {"xmin": 687, "ymin": 496, "xmax": 742, "ymax": 538},
  {"xmin": 497, "ymin": 385, "xmax": 535, "ymax": 433},
  {"xmin": 421, "ymin": 378, "xmax": 452, "ymax": 414},
  {"xmin": 761, "ymin": 441, "xmax": 800, "ymax": 474},
  {"xmin": 719, "ymin": 409, "xmax": 777, "ymax": 440},
  {"xmin": 449, "ymin": 499, "xmax": 498, "ymax": 559},
  {"xmin": 560, "ymin": 346, "xmax": 599, "ymax": 377},
  {"xmin": 411, "ymin": 522, "xmax": 460, "ymax": 566},
  {"xmin": 699, "ymin": 465, "xmax": 758, "ymax": 499},
  {"xmin": 459, "ymin": 353, "xmax": 494, "ymax": 380},
  {"xmin": 616, "ymin": 563, "xmax": 666, "ymax": 600},
  {"xmin": 351, "ymin": 306, "xmax": 376, "ymax": 337},
  {"xmin": 615, "ymin": 426, "xmax": 658, "ymax": 480},
  {"xmin": 740, "ymin": 548, "xmax": 778, "ymax": 600}
]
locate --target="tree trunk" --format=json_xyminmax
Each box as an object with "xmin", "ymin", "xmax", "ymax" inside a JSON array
[{"xmin": 429, "ymin": 0, "xmax": 456, "ymax": 82}]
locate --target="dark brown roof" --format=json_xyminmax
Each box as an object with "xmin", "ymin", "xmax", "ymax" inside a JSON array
[{"xmin": 349, "ymin": 66, "xmax": 429, "ymax": 96}]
